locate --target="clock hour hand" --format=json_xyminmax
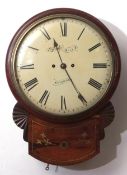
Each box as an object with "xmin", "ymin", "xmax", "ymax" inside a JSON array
[
  {"xmin": 53, "ymin": 39, "xmax": 63, "ymax": 64},
  {"xmin": 53, "ymin": 38, "xmax": 58, "ymax": 48}
]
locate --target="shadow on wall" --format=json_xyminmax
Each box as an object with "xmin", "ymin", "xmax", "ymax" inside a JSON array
[{"xmin": 66, "ymin": 20, "xmax": 127, "ymax": 170}]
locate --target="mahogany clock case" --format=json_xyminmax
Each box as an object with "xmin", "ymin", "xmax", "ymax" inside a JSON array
[{"xmin": 6, "ymin": 8, "xmax": 121, "ymax": 123}]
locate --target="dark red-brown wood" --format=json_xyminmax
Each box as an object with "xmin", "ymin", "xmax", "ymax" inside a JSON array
[
  {"xmin": 28, "ymin": 102, "xmax": 114, "ymax": 165},
  {"xmin": 11, "ymin": 101, "xmax": 114, "ymax": 165},
  {"xmin": 28, "ymin": 115, "xmax": 101, "ymax": 165},
  {"xmin": 6, "ymin": 8, "xmax": 121, "ymax": 123}
]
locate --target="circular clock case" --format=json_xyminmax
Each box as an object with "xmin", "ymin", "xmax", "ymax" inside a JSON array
[{"xmin": 6, "ymin": 8, "xmax": 121, "ymax": 123}]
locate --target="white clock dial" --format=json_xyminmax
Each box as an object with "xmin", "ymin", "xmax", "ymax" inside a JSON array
[{"xmin": 13, "ymin": 17, "xmax": 113, "ymax": 116}]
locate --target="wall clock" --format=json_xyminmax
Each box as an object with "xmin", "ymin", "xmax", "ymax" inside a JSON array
[{"xmin": 6, "ymin": 8, "xmax": 121, "ymax": 167}]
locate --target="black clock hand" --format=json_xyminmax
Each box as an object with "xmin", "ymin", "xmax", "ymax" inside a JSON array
[
  {"xmin": 65, "ymin": 68, "xmax": 87, "ymax": 104},
  {"xmin": 64, "ymin": 68, "xmax": 87, "ymax": 104},
  {"xmin": 53, "ymin": 39, "xmax": 87, "ymax": 104},
  {"xmin": 53, "ymin": 39, "xmax": 63, "ymax": 64}
]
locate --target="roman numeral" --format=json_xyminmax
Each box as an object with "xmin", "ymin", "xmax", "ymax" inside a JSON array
[
  {"xmin": 28, "ymin": 46, "xmax": 39, "ymax": 51},
  {"xmin": 77, "ymin": 28, "xmax": 85, "ymax": 40},
  {"xmin": 88, "ymin": 78, "xmax": 102, "ymax": 90},
  {"xmin": 24, "ymin": 78, "xmax": 38, "ymax": 91},
  {"xmin": 89, "ymin": 43, "xmax": 101, "ymax": 52},
  {"xmin": 93, "ymin": 63, "xmax": 107, "ymax": 68},
  {"xmin": 61, "ymin": 96, "xmax": 67, "ymax": 110},
  {"xmin": 60, "ymin": 22, "xmax": 67, "ymax": 36},
  {"xmin": 39, "ymin": 90, "xmax": 50, "ymax": 105},
  {"xmin": 40, "ymin": 28, "xmax": 51, "ymax": 40},
  {"xmin": 20, "ymin": 64, "xmax": 34, "ymax": 69}
]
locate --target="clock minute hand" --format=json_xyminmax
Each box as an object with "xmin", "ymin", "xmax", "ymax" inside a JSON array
[
  {"xmin": 65, "ymin": 68, "xmax": 87, "ymax": 104},
  {"xmin": 53, "ymin": 39, "xmax": 87, "ymax": 104}
]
